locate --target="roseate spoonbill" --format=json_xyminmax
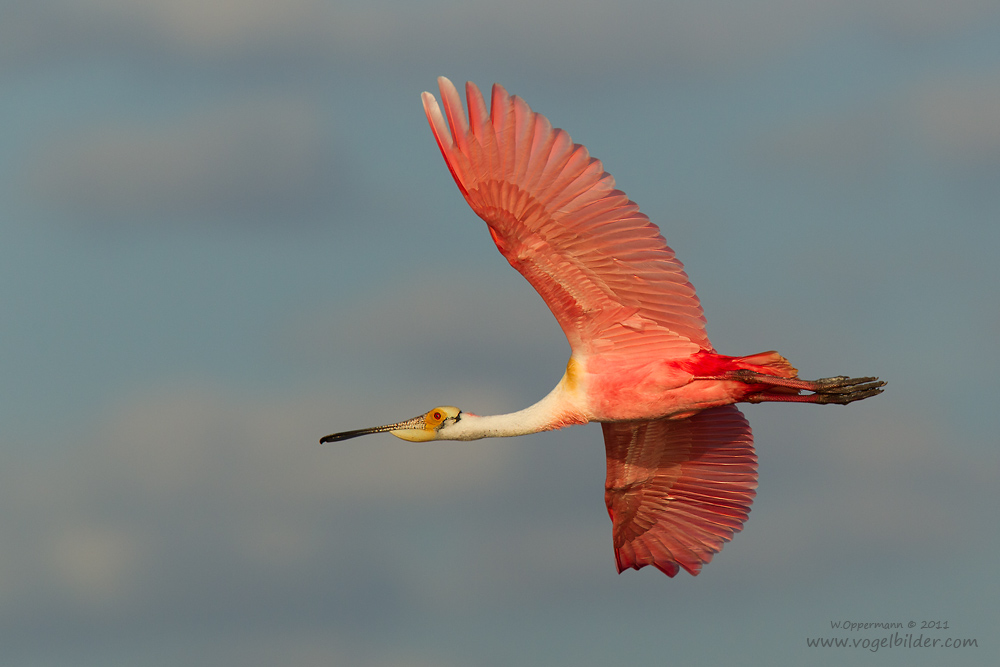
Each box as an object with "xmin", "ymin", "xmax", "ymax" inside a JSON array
[{"xmin": 321, "ymin": 77, "xmax": 884, "ymax": 577}]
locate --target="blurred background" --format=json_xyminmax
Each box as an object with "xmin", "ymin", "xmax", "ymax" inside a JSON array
[{"xmin": 2, "ymin": 1, "xmax": 998, "ymax": 665}]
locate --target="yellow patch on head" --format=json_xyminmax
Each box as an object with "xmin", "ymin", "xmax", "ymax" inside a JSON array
[
  {"xmin": 424, "ymin": 406, "xmax": 459, "ymax": 430},
  {"xmin": 390, "ymin": 406, "xmax": 459, "ymax": 442}
]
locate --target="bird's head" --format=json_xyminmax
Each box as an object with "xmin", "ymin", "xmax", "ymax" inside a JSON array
[{"xmin": 320, "ymin": 406, "xmax": 462, "ymax": 443}]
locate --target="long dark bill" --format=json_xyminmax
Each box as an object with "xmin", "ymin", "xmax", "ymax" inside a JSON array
[{"xmin": 319, "ymin": 414, "xmax": 426, "ymax": 444}]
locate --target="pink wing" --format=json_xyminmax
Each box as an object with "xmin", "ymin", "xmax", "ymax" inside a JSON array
[
  {"xmin": 422, "ymin": 78, "xmax": 711, "ymax": 360},
  {"xmin": 602, "ymin": 405, "xmax": 756, "ymax": 576}
]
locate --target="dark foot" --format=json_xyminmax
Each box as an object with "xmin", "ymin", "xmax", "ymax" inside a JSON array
[
  {"xmin": 717, "ymin": 370, "xmax": 886, "ymax": 405},
  {"xmin": 801, "ymin": 376, "xmax": 886, "ymax": 404}
]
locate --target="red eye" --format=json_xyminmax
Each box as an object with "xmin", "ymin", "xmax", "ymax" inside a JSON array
[{"xmin": 433, "ymin": 411, "xmax": 442, "ymax": 420}]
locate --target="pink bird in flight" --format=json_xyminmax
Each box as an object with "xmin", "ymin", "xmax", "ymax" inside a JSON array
[{"xmin": 322, "ymin": 77, "xmax": 885, "ymax": 577}]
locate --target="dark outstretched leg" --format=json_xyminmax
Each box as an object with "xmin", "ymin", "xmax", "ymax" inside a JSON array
[{"xmin": 699, "ymin": 370, "xmax": 886, "ymax": 405}]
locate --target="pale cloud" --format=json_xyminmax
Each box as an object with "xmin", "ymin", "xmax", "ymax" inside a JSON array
[
  {"xmin": 728, "ymin": 406, "xmax": 996, "ymax": 582},
  {"xmin": 861, "ymin": 0, "xmax": 1000, "ymax": 40},
  {"xmin": 45, "ymin": 523, "xmax": 145, "ymax": 609},
  {"xmin": 0, "ymin": 383, "xmax": 518, "ymax": 623},
  {"xmin": 8, "ymin": 0, "xmax": 999, "ymax": 79},
  {"xmin": 285, "ymin": 276, "xmax": 571, "ymax": 401},
  {"xmin": 752, "ymin": 104, "xmax": 898, "ymax": 179},
  {"xmin": 26, "ymin": 94, "xmax": 339, "ymax": 222},
  {"xmin": 71, "ymin": 0, "xmax": 336, "ymax": 58},
  {"xmin": 912, "ymin": 72, "xmax": 1000, "ymax": 163},
  {"xmin": 751, "ymin": 67, "xmax": 1000, "ymax": 176},
  {"xmin": 293, "ymin": 278, "xmax": 560, "ymax": 359},
  {"xmin": 91, "ymin": 383, "xmax": 516, "ymax": 505}
]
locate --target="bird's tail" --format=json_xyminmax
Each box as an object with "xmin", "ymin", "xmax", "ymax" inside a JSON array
[{"xmin": 734, "ymin": 351, "xmax": 798, "ymax": 379}]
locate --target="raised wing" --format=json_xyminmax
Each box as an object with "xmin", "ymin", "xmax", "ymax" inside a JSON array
[
  {"xmin": 602, "ymin": 405, "xmax": 756, "ymax": 576},
  {"xmin": 422, "ymin": 77, "xmax": 711, "ymax": 360}
]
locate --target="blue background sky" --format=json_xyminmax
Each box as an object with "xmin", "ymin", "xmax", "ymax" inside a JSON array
[{"xmin": 2, "ymin": 1, "xmax": 998, "ymax": 665}]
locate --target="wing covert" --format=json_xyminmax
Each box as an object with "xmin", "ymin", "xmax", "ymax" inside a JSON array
[{"xmin": 422, "ymin": 77, "xmax": 712, "ymax": 360}]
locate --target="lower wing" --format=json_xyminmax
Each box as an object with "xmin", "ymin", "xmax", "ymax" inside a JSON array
[{"xmin": 602, "ymin": 405, "xmax": 756, "ymax": 576}]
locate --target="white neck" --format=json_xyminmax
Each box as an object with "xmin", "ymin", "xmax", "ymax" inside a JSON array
[{"xmin": 442, "ymin": 380, "xmax": 585, "ymax": 441}]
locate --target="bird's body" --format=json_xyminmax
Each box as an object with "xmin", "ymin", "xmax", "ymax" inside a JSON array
[{"xmin": 322, "ymin": 78, "xmax": 884, "ymax": 577}]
